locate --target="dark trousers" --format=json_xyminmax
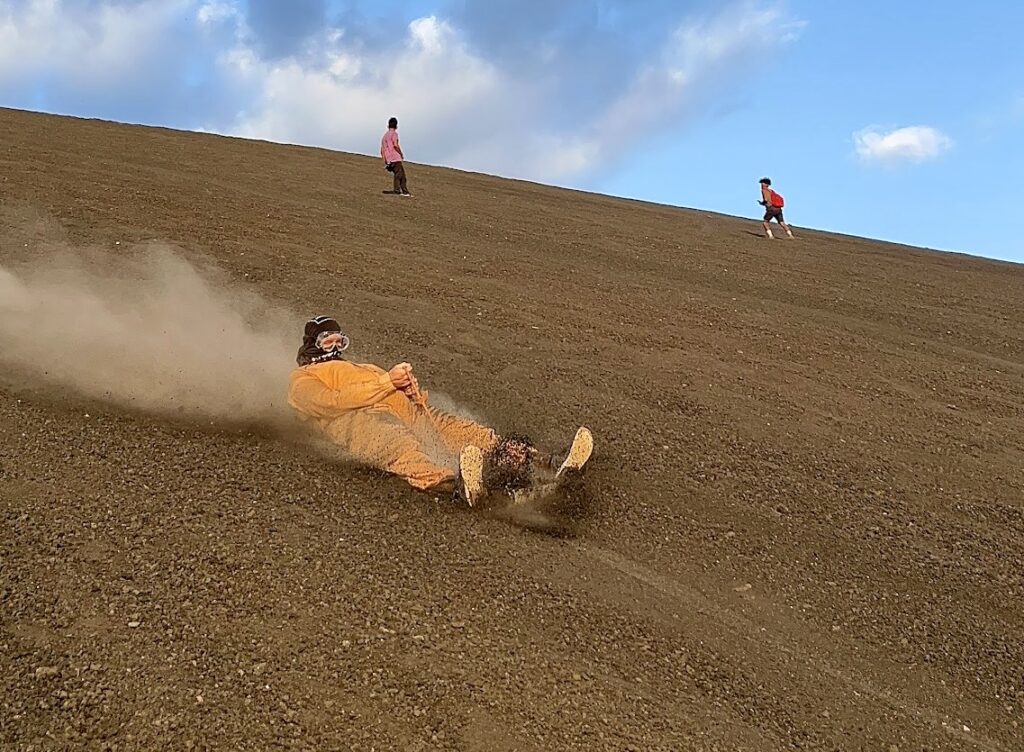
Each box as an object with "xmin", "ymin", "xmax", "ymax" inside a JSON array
[{"xmin": 392, "ymin": 162, "xmax": 409, "ymax": 194}]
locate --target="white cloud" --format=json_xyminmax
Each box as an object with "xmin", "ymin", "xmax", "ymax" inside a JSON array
[
  {"xmin": 0, "ymin": 0, "xmax": 191, "ymax": 86},
  {"xmin": 579, "ymin": 3, "xmax": 805, "ymax": 174},
  {"xmin": 217, "ymin": 1, "xmax": 803, "ymax": 182},
  {"xmin": 853, "ymin": 125, "xmax": 953, "ymax": 165},
  {"xmin": 0, "ymin": 0, "xmax": 805, "ymax": 184},
  {"xmin": 220, "ymin": 15, "xmax": 505, "ymax": 162},
  {"xmin": 197, "ymin": 1, "xmax": 238, "ymax": 27}
]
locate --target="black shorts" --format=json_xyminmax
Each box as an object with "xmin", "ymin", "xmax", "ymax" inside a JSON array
[{"xmin": 764, "ymin": 206, "xmax": 784, "ymax": 223}]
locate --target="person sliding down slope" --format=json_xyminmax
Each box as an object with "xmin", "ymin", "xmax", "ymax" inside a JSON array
[{"xmin": 287, "ymin": 316, "xmax": 592, "ymax": 506}]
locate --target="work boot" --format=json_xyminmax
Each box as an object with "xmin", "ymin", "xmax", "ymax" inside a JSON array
[
  {"xmin": 458, "ymin": 445, "xmax": 485, "ymax": 507},
  {"xmin": 555, "ymin": 427, "xmax": 594, "ymax": 481}
]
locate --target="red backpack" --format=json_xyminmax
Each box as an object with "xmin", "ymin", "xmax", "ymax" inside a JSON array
[{"xmin": 769, "ymin": 190, "xmax": 785, "ymax": 208}]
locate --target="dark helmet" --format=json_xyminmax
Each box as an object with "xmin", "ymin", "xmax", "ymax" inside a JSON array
[
  {"xmin": 296, "ymin": 315, "xmax": 346, "ymax": 366},
  {"xmin": 303, "ymin": 315, "xmax": 341, "ymax": 341}
]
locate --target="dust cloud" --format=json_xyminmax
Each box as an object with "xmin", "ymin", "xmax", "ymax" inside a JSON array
[
  {"xmin": 0, "ymin": 233, "xmax": 527, "ymax": 488},
  {"xmin": 0, "ymin": 242, "xmax": 298, "ymax": 425}
]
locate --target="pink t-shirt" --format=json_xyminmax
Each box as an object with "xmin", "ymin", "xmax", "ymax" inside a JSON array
[{"xmin": 381, "ymin": 129, "xmax": 402, "ymax": 163}]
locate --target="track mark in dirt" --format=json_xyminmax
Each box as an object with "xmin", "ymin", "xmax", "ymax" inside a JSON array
[{"xmin": 579, "ymin": 544, "xmax": 1010, "ymax": 752}]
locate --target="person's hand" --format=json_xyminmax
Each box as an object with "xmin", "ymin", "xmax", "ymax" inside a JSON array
[
  {"xmin": 403, "ymin": 371, "xmax": 420, "ymax": 397},
  {"xmin": 389, "ymin": 362, "xmax": 414, "ymax": 391},
  {"xmin": 390, "ymin": 363, "xmax": 429, "ymax": 405},
  {"xmin": 406, "ymin": 375, "xmax": 428, "ymax": 406}
]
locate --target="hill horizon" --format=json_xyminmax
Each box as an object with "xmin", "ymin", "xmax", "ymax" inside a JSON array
[{"xmin": 5, "ymin": 105, "xmax": 1017, "ymax": 266}]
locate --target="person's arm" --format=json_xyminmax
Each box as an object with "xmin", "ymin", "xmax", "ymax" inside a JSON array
[
  {"xmin": 381, "ymin": 139, "xmax": 388, "ymax": 164},
  {"xmin": 395, "ymin": 136, "xmax": 405, "ymax": 160},
  {"xmin": 288, "ymin": 364, "xmax": 398, "ymax": 419},
  {"xmin": 760, "ymin": 185, "xmax": 771, "ymax": 205}
]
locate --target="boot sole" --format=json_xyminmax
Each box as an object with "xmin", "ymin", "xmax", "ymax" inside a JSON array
[
  {"xmin": 459, "ymin": 445, "xmax": 485, "ymax": 507},
  {"xmin": 556, "ymin": 427, "xmax": 593, "ymax": 480}
]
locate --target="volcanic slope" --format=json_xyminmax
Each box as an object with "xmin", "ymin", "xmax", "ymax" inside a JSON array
[{"xmin": 2, "ymin": 107, "xmax": 1023, "ymax": 751}]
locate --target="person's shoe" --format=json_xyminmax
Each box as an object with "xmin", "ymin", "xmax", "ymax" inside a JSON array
[
  {"xmin": 400, "ymin": 192, "xmax": 414, "ymax": 198},
  {"xmin": 786, "ymin": 230, "xmax": 794, "ymax": 239},
  {"xmin": 765, "ymin": 229, "xmax": 775, "ymax": 239},
  {"xmin": 458, "ymin": 445, "xmax": 485, "ymax": 506},
  {"xmin": 555, "ymin": 427, "xmax": 593, "ymax": 481}
]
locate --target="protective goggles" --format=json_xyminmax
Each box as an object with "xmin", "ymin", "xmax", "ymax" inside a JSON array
[{"xmin": 315, "ymin": 330, "xmax": 350, "ymax": 351}]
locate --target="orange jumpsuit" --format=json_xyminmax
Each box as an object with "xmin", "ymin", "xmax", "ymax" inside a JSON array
[{"xmin": 288, "ymin": 360, "xmax": 497, "ymax": 490}]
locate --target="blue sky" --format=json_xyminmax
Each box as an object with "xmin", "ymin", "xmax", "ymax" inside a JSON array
[{"xmin": 1, "ymin": 1, "xmax": 1021, "ymax": 262}]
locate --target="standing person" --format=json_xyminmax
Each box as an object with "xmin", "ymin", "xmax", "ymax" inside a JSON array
[
  {"xmin": 758, "ymin": 177, "xmax": 794, "ymax": 239},
  {"xmin": 380, "ymin": 117, "xmax": 411, "ymax": 197}
]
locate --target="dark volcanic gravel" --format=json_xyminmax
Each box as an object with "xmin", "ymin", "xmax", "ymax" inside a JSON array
[{"xmin": 2, "ymin": 107, "xmax": 1023, "ymax": 751}]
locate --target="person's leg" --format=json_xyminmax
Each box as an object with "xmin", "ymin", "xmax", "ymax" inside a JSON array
[
  {"xmin": 503, "ymin": 428, "xmax": 593, "ymax": 505},
  {"xmin": 327, "ymin": 411, "xmax": 455, "ymax": 490},
  {"xmin": 522, "ymin": 427, "xmax": 592, "ymax": 481},
  {"xmin": 413, "ymin": 406, "xmax": 543, "ymax": 500},
  {"xmin": 392, "ymin": 165, "xmax": 401, "ymax": 194},
  {"xmin": 510, "ymin": 428, "xmax": 594, "ymax": 505},
  {"xmin": 779, "ymin": 216, "xmax": 794, "ymax": 238},
  {"xmin": 763, "ymin": 211, "xmax": 775, "ymax": 239},
  {"xmin": 395, "ymin": 162, "xmax": 409, "ymax": 195},
  {"xmin": 415, "ymin": 406, "xmax": 498, "ymax": 457}
]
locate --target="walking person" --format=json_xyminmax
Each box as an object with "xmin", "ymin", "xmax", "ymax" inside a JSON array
[
  {"xmin": 380, "ymin": 117, "xmax": 412, "ymax": 196},
  {"xmin": 758, "ymin": 177, "xmax": 794, "ymax": 239}
]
